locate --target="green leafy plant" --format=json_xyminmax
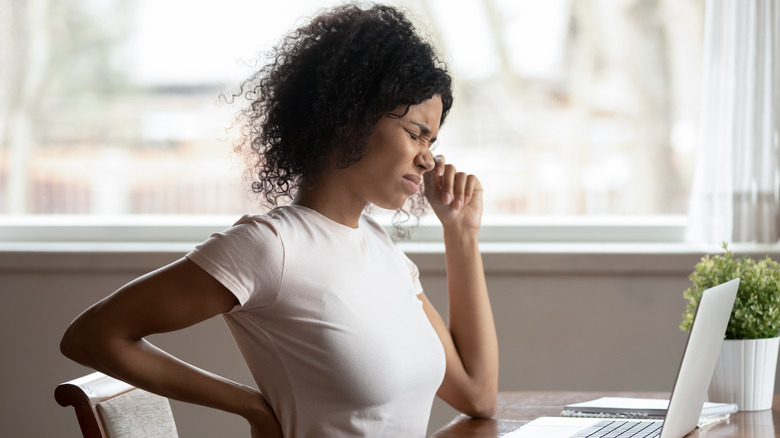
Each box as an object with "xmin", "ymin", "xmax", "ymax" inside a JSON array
[{"xmin": 681, "ymin": 243, "xmax": 780, "ymax": 339}]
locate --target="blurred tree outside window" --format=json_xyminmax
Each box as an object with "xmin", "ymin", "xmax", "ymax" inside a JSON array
[{"xmin": 0, "ymin": 0, "xmax": 703, "ymax": 218}]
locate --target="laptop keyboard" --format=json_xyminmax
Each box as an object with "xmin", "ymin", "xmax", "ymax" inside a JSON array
[{"xmin": 569, "ymin": 419, "xmax": 663, "ymax": 438}]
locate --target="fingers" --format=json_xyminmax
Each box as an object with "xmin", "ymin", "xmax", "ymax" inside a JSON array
[
  {"xmin": 434, "ymin": 155, "xmax": 446, "ymax": 178},
  {"xmin": 431, "ymin": 155, "xmax": 479, "ymax": 211},
  {"xmin": 424, "ymin": 155, "xmax": 444, "ymax": 191}
]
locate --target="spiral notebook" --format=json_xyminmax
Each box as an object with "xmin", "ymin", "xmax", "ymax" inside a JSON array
[{"xmin": 561, "ymin": 396, "xmax": 738, "ymax": 422}]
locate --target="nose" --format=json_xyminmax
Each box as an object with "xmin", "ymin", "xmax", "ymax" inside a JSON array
[{"xmin": 416, "ymin": 148, "xmax": 435, "ymax": 172}]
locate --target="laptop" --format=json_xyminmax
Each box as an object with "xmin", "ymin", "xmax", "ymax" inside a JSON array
[{"xmin": 505, "ymin": 278, "xmax": 740, "ymax": 438}]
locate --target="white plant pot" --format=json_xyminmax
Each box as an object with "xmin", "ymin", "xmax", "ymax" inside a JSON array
[{"xmin": 707, "ymin": 337, "xmax": 780, "ymax": 411}]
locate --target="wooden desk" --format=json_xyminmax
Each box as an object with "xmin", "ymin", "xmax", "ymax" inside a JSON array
[{"xmin": 432, "ymin": 392, "xmax": 780, "ymax": 437}]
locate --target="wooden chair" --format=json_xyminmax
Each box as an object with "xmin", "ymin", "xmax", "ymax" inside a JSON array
[{"xmin": 55, "ymin": 372, "xmax": 179, "ymax": 438}]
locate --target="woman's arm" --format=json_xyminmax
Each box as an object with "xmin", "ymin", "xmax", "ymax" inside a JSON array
[
  {"xmin": 421, "ymin": 156, "xmax": 499, "ymax": 418},
  {"xmin": 60, "ymin": 257, "xmax": 281, "ymax": 436}
]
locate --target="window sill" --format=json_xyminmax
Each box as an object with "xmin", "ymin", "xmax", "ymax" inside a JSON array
[
  {"xmin": 0, "ymin": 214, "xmax": 687, "ymax": 244},
  {"xmin": 1, "ymin": 241, "xmax": 777, "ymax": 275}
]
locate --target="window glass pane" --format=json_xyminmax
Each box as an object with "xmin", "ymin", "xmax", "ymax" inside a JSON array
[{"xmin": 0, "ymin": 0, "xmax": 703, "ymax": 217}]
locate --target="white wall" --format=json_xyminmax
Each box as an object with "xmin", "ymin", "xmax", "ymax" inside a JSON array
[{"xmin": 1, "ymin": 246, "xmax": 778, "ymax": 437}]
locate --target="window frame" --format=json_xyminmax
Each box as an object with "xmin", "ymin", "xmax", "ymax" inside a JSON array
[{"xmin": 0, "ymin": 214, "xmax": 687, "ymax": 246}]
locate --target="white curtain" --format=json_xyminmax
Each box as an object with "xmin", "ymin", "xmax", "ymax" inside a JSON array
[{"xmin": 687, "ymin": 0, "xmax": 780, "ymax": 244}]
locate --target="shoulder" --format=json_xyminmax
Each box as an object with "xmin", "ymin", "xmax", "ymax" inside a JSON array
[
  {"xmin": 232, "ymin": 213, "xmax": 279, "ymax": 236},
  {"xmin": 231, "ymin": 206, "xmax": 303, "ymax": 237},
  {"xmin": 189, "ymin": 212, "xmax": 286, "ymax": 263},
  {"xmin": 360, "ymin": 214, "xmax": 390, "ymax": 238}
]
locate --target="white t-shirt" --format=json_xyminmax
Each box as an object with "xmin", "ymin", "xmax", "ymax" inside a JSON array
[{"xmin": 186, "ymin": 205, "xmax": 446, "ymax": 437}]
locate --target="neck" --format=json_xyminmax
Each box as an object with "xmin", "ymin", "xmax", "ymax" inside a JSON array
[{"xmin": 293, "ymin": 175, "xmax": 366, "ymax": 228}]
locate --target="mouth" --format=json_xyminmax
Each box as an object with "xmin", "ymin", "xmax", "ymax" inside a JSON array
[{"xmin": 403, "ymin": 174, "xmax": 422, "ymax": 193}]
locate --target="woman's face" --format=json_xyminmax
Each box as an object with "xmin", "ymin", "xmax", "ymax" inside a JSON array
[{"xmin": 342, "ymin": 95, "xmax": 442, "ymax": 210}]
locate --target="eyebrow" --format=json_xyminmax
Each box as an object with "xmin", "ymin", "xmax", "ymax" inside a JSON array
[
  {"xmin": 410, "ymin": 121, "xmax": 430, "ymax": 134},
  {"xmin": 409, "ymin": 121, "xmax": 437, "ymax": 143}
]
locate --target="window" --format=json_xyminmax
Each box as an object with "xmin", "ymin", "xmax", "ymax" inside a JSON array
[{"xmin": 0, "ymin": 0, "xmax": 704, "ymax": 240}]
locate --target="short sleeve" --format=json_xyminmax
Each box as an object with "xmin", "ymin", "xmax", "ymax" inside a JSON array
[
  {"xmin": 401, "ymin": 252, "xmax": 424, "ymax": 297},
  {"xmin": 186, "ymin": 216, "xmax": 284, "ymax": 309}
]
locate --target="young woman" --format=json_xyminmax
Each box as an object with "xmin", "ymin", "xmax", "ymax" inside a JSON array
[{"xmin": 60, "ymin": 4, "xmax": 498, "ymax": 437}]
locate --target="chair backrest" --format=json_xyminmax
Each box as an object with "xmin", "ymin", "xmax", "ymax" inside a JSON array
[{"xmin": 55, "ymin": 372, "xmax": 179, "ymax": 438}]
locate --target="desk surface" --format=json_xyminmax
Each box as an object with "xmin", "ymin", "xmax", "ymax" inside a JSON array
[{"xmin": 432, "ymin": 391, "xmax": 780, "ymax": 437}]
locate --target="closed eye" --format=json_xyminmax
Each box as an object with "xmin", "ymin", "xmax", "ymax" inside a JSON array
[
  {"xmin": 400, "ymin": 121, "xmax": 436, "ymax": 147},
  {"xmin": 403, "ymin": 127, "xmax": 426, "ymax": 144},
  {"xmin": 409, "ymin": 121, "xmax": 437, "ymax": 147}
]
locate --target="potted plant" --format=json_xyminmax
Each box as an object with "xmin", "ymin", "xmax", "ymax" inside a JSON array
[{"xmin": 680, "ymin": 243, "xmax": 780, "ymax": 410}]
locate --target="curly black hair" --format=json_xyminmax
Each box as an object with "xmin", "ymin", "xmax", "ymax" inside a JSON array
[{"xmin": 232, "ymin": 3, "xmax": 453, "ymax": 227}]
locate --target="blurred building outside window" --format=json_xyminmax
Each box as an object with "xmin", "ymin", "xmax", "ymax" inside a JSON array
[{"xmin": 0, "ymin": 0, "xmax": 704, "ymax": 241}]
